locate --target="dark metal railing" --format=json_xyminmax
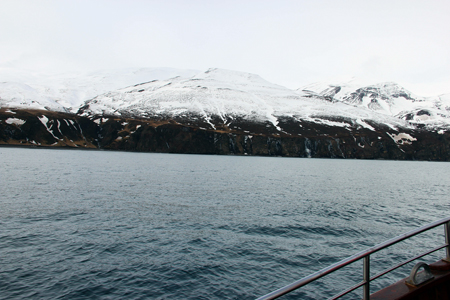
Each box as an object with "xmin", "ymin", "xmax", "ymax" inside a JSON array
[{"xmin": 256, "ymin": 216, "xmax": 450, "ymax": 300}]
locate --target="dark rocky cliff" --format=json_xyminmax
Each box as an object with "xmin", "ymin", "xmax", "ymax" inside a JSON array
[
  {"xmin": 2, "ymin": 108, "xmax": 450, "ymax": 161},
  {"xmin": 0, "ymin": 108, "xmax": 99, "ymax": 148}
]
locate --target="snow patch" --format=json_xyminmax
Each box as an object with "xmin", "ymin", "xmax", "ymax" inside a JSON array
[
  {"xmin": 387, "ymin": 132, "xmax": 417, "ymax": 144},
  {"xmin": 38, "ymin": 115, "xmax": 49, "ymax": 127},
  {"xmin": 356, "ymin": 119, "xmax": 376, "ymax": 131},
  {"xmin": 38, "ymin": 115, "xmax": 62, "ymax": 140},
  {"xmin": 5, "ymin": 118, "xmax": 25, "ymax": 125},
  {"xmin": 315, "ymin": 119, "xmax": 351, "ymax": 128}
]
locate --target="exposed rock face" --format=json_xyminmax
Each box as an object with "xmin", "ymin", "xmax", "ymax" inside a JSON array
[
  {"xmin": 0, "ymin": 108, "xmax": 99, "ymax": 148},
  {"xmin": 2, "ymin": 108, "xmax": 450, "ymax": 161}
]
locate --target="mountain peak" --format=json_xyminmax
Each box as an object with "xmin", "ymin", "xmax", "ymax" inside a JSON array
[{"xmin": 186, "ymin": 68, "xmax": 286, "ymax": 91}]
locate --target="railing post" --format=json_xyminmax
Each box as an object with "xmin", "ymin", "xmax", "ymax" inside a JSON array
[
  {"xmin": 445, "ymin": 221, "xmax": 450, "ymax": 262},
  {"xmin": 363, "ymin": 255, "xmax": 370, "ymax": 300}
]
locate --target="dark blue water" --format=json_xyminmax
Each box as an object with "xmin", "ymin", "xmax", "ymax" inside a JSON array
[{"xmin": 1, "ymin": 148, "xmax": 449, "ymax": 299}]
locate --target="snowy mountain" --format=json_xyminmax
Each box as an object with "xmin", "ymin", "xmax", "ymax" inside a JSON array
[
  {"xmin": 300, "ymin": 81, "xmax": 450, "ymax": 129},
  {"xmin": 2, "ymin": 66, "xmax": 449, "ymax": 131},
  {"xmin": 2, "ymin": 67, "xmax": 450, "ymax": 161},
  {"xmin": 0, "ymin": 81, "xmax": 68, "ymax": 112},
  {"xmin": 78, "ymin": 68, "xmax": 421, "ymax": 131},
  {"xmin": 0, "ymin": 67, "xmax": 199, "ymax": 112}
]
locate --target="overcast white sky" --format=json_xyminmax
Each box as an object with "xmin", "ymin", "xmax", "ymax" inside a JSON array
[{"xmin": 0, "ymin": 0, "xmax": 449, "ymax": 95}]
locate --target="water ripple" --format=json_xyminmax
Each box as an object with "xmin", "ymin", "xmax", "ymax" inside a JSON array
[{"xmin": 1, "ymin": 149, "xmax": 449, "ymax": 299}]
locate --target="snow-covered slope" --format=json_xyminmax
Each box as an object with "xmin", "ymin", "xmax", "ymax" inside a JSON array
[
  {"xmin": 0, "ymin": 67, "xmax": 199, "ymax": 112},
  {"xmin": 300, "ymin": 81, "xmax": 450, "ymax": 128},
  {"xmin": 2, "ymin": 67, "xmax": 450, "ymax": 131},
  {"xmin": 0, "ymin": 82, "xmax": 68, "ymax": 111},
  {"xmin": 79, "ymin": 68, "xmax": 422, "ymax": 130},
  {"xmin": 80, "ymin": 68, "xmax": 301, "ymax": 127}
]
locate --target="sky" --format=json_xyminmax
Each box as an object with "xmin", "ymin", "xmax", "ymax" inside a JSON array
[{"xmin": 0, "ymin": 0, "xmax": 449, "ymax": 96}]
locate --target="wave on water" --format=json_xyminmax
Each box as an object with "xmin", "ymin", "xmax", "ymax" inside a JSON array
[{"xmin": 1, "ymin": 149, "xmax": 449, "ymax": 299}]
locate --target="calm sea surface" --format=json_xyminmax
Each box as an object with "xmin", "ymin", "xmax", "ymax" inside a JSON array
[{"xmin": 1, "ymin": 148, "xmax": 449, "ymax": 299}]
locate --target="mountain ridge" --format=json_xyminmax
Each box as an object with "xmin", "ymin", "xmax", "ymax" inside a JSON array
[
  {"xmin": 2, "ymin": 67, "xmax": 450, "ymax": 161},
  {"xmin": 77, "ymin": 68, "xmax": 450, "ymax": 132},
  {"xmin": 2, "ymin": 67, "xmax": 449, "ymax": 131},
  {"xmin": 0, "ymin": 67, "xmax": 200, "ymax": 112}
]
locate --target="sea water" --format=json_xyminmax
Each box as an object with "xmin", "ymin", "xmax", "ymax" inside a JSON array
[{"xmin": 1, "ymin": 148, "xmax": 449, "ymax": 299}]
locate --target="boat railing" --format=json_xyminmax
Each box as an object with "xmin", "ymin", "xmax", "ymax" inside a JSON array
[{"xmin": 256, "ymin": 216, "xmax": 450, "ymax": 300}]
